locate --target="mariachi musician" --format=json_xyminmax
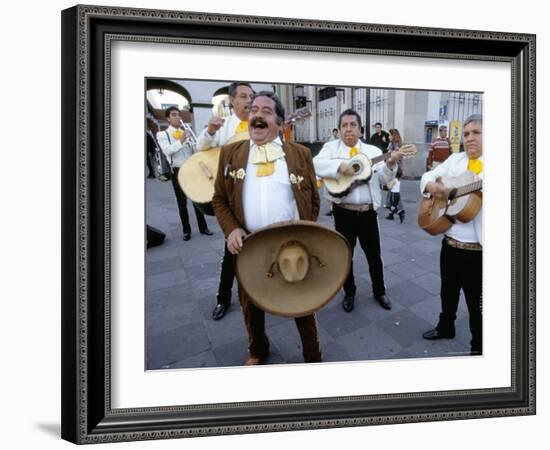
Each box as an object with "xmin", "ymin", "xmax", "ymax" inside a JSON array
[
  {"xmin": 420, "ymin": 114, "xmax": 483, "ymax": 356},
  {"xmin": 313, "ymin": 109, "xmax": 402, "ymax": 314},
  {"xmin": 196, "ymin": 82, "xmax": 255, "ymax": 321},
  {"xmin": 212, "ymin": 91, "xmax": 322, "ymax": 365},
  {"xmin": 156, "ymin": 106, "xmax": 212, "ymax": 241}
]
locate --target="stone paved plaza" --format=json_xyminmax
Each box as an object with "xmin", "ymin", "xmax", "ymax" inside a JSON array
[{"xmin": 145, "ymin": 177, "xmax": 473, "ymax": 370}]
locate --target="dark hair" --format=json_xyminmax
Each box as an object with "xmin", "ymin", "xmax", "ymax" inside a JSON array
[
  {"xmin": 338, "ymin": 109, "xmax": 362, "ymax": 129},
  {"xmin": 252, "ymin": 91, "xmax": 286, "ymax": 124},
  {"xmin": 228, "ymin": 82, "xmax": 254, "ymax": 98},
  {"xmin": 464, "ymin": 114, "xmax": 482, "ymax": 128},
  {"xmin": 164, "ymin": 106, "xmax": 180, "ymax": 118},
  {"xmin": 374, "ymin": 122, "xmax": 383, "ymax": 128},
  {"xmin": 332, "ymin": 128, "xmax": 338, "ymax": 133}
]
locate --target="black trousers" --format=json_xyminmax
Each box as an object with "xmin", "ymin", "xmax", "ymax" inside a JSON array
[
  {"xmin": 437, "ymin": 239, "xmax": 483, "ymax": 354},
  {"xmin": 146, "ymin": 151, "xmax": 155, "ymax": 177},
  {"xmin": 333, "ymin": 205, "xmax": 386, "ymax": 298},
  {"xmin": 170, "ymin": 167, "xmax": 208, "ymax": 235},
  {"xmin": 216, "ymin": 243, "xmax": 235, "ymax": 306},
  {"xmin": 388, "ymin": 192, "xmax": 404, "ymax": 213}
]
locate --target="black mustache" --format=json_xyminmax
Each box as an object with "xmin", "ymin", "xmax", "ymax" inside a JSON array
[{"xmin": 250, "ymin": 118, "xmax": 268, "ymax": 129}]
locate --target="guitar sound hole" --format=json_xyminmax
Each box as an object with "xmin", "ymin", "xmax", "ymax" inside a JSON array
[{"xmin": 352, "ymin": 163, "xmax": 361, "ymax": 173}]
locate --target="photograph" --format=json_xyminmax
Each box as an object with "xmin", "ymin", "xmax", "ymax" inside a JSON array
[
  {"xmin": 144, "ymin": 78, "xmax": 485, "ymax": 370},
  {"xmin": 58, "ymin": 3, "xmax": 536, "ymax": 445},
  {"xmin": 2, "ymin": 0, "xmax": 546, "ymax": 449}
]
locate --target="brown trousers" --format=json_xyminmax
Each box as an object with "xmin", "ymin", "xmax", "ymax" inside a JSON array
[{"xmin": 238, "ymin": 286, "xmax": 322, "ymax": 363}]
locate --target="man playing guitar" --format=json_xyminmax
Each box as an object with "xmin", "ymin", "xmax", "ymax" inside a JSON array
[
  {"xmin": 420, "ymin": 114, "xmax": 483, "ymax": 356},
  {"xmin": 313, "ymin": 109, "xmax": 403, "ymax": 313}
]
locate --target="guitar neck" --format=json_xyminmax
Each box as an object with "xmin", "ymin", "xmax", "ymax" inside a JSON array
[
  {"xmin": 452, "ymin": 179, "xmax": 483, "ymax": 198},
  {"xmin": 370, "ymin": 152, "xmax": 392, "ymax": 165}
]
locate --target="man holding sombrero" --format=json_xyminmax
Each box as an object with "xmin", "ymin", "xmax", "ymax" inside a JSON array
[{"xmin": 212, "ymin": 91, "xmax": 326, "ymax": 365}]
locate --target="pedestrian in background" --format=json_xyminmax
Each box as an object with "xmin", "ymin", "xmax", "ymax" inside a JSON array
[
  {"xmin": 426, "ymin": 125, "xmax": 451, "ymax": 170},
  {"xmin": 369, "ymin": 122, "xmax": 390, "ymax": 153},
  {"xmin": 385, "ymin": 128, "xmax": 405, "ymax": 223}
]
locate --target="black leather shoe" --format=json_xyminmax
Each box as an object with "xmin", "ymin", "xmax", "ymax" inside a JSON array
[
  {"xmin": 183, "ymin": 232, "xmax": 191, "ymax": 241},
  {"xmin": 375, "ymin": 294, "xmax": 392, "ymax": 310},
  {"xmin": 212, "ymin": 303, "xmax": 228, "ymax": 320},
  {"xmin": 398, "ymin": 212, "xmax": 405, "ymax": 224},
  {"xmin": 342, "ymin": 295, "xmax": 355, "ymax": 312},
  {"xmin": 422, "ymin": 328, "xmax": 455, "ymax": 340},
  {"xmin": 200, "ymin": 228, "xmax": 213, "ymax": 236}
]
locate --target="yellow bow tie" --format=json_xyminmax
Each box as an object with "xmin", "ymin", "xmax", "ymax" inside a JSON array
[
  {"xmin": 250, "ymin": 143, "xmax": 284, "ymax": 177},
  {"xmin": 235, "ymin": 121, "xmax": 248, "ymax": 133},
  {"xmin": 349, "ymin": 146, "xmax": 359, "ymax": 158},
  {"xmin": 468, "ymin": 158, "xmax": 483, "ymax": 175}
]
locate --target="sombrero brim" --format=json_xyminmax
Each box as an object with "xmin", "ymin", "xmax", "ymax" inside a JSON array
[{"xmin": 236, "ymin": 220, "xmax": 351, "ymax": 317}]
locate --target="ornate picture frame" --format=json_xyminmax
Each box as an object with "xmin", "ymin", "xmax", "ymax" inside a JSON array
[{"xmin": 61, "ymin": 4, "xmax": 536, "ymax": 444}]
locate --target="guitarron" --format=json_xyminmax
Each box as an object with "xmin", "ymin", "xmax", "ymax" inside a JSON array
[{"xmin": 178, "ymin": 131, "xmax": 249, "ymax": 215}]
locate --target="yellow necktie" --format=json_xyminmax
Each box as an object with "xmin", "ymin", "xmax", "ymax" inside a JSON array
[
  {"xmin": 235, "ymin": 121, "xmax": 248, "ymax": 133},
  {"xmin": 468, "ymin": 158, "xmax": 483, "ymax": 175},
  {"xmin": 251, "ymin": 143, "xmax": 284, "ymax": 177},
  {"xmin": 172, "ymin": 129, "xmax": 184, "ymax": 140},
  {"xmin": 349, "ymin": 147, "xmax": 359, "ymax": 158}
]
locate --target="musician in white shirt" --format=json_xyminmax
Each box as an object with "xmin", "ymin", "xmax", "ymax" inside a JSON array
[
  {"xmin": 156, "ymin": 106, "xmax": 212, "ymax": 241},
  {"xmin": 196, "ymin": 82, "xmax": 254, "ymax": 151},
  {"xmin": 314, "ymin": 109, "xmax": 402, "ymax": 313},
  {"xmin": 420, "ymin": 114, "xmax": 483, "ymax": 355},
  {"xmin": 196, "ymin": 83, "xmax": 255, "ymax": 321}
]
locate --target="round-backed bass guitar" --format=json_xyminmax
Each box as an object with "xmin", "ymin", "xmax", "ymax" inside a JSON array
[{"xmin": 178, "ymin": 131, "xmax": 249, "ymax": 215}]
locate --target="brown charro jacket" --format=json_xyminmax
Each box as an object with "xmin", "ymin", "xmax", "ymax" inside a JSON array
[{"xmin": 212, "ymin": 140, "xmax": 320, "ymax": 236}]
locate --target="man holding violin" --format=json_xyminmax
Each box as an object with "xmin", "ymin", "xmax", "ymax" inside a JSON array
[{"xmin": 196, "ymin": 82, "xmax": 255, "ymax": 321}]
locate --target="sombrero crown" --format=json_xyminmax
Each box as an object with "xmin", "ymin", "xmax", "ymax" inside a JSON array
[{"xmin": 236, "ymin": 220, "xmax": 351, "ymax": 317}]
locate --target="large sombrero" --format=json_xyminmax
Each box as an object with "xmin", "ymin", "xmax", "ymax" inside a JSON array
[{"xmin": 235, "ymin": 220, "xmax": 351, "ymax": 318}]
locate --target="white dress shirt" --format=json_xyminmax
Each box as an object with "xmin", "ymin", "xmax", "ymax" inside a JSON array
[
  {"xmin": 196, "ymin": 113, "xmax": 244, "ymax": 150},
  {"xmin": 420, "ymin": 152, "xmax": 483, "ymax": 245},
  {"xmin": 242, "ymin": 137, "xmax": 299, "ymax": 232},
  {"xmin": 155, "ymin": 126, "xmax": 195, "ymax": 168},
  {"xmin": 313, "ymin": 139, "xmax": 397, "ymax": 209}
]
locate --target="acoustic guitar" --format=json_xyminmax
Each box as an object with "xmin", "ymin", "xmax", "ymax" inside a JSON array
[
  {"xmin": 178, "ymin": 109, "xmax": 313, "ymax": 215},
  {"xmin": 417, "ymin": 171, "xmax": 482, "ymax": 236},
  {"xmin": 323, "ymin": 144, "xmax": 417, "ymax": 198},
  {"xmin": 177, "ymin": 131, "xmax": 248, "ymax": 215}
]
